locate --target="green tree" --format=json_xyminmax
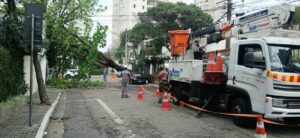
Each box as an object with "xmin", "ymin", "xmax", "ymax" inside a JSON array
[
  {"xmin": 293, "ymin": 7, "xmax": 300, "ymax": 25},
  {"xmin": 45, "ymin": 0, "xmax": 125, "ymax": 73},
  {"xmin": 118, "ymin": 2, "xmax": 212, "ymax": 72},
  {"xmin": 129, "ymin": 2, "xmax": 212, "ymax": 48},
  {"xmin": 45, "ymin": 0, "xmax": 105, "ymax": 79}
]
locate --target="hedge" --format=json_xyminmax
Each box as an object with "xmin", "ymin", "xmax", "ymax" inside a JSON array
[{"xmin": 0, "ymin": 48, "xmax": 26, "ymax": 102}]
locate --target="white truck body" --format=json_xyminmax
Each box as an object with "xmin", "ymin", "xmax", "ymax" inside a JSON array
[
  {"xmin": 167, "ymin": 4, "xmax": 300, "ymax": 125},
  {"xmin": 228, "ymin": 37, "xmax": 300, "ymax": 119}
]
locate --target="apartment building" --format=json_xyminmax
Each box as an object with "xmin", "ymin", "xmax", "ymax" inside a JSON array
[
  {"xmin": 112, "ymin": 0, "xmax": 147, "ymax": 49},
  {"xmin": 112, "ymin": 0, "xmax": 180, "ymax": 49}
]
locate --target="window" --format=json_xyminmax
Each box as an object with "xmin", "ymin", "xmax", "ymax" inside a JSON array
[
  {"xmin": 238, "ymin": 44, "xmax": 265, "ymax": 69},
  {"xmin": 269, "ymin": 45, "xmax": 300, "ymax": 73},
  {"xmin": 133, "ymin": 4, "xmax": 136, "ymax": 8},
  {"xmin": 142, "ymin": 6, "xmax": 145, "ymax": 9}
]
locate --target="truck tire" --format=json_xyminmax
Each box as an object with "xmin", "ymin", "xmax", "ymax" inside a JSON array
[
  {"xmin": 231, "ymin": 98, "xmax": 255, "ymax": 128},
  {"xmin": 172, "ymin": 87, "xmax": 181, "ymax": 106}
]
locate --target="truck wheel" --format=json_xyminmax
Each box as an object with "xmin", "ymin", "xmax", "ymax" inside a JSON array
[
  {"xmin": 172, "ymin": 87, "xmax": 181, "ymax": 106},
  {"xmin": 231, "ymin": 98, "xmax": 255, "ymax": 128},
  {"xmin": 181, "ymin": 95, "xmax": 189, "ymax": 103}
]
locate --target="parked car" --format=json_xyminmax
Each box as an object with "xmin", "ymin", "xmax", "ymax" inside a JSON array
[
  {"xmin": 129, "ymin": 73, "xmax": 147, "ymax": 84},
  {"xmin": 64, "ymin": 69, "xmax": 78, "ymax": 79}
]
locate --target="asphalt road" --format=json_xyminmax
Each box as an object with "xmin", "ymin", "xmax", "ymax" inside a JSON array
[{"xmin": 46, "ymin": 79, "xmax": 300, "ymax": 138}]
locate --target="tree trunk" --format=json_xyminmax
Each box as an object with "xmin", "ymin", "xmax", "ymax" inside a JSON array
[
  {"xmin": 7, "ymin": 0, "xmax": 17, "ymax": 20},
  {"xmin": 33, "ymin": 53, "xmax": 51, "ymax": 105}
]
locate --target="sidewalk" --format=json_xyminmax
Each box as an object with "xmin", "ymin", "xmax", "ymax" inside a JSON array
[{"xmin": 0, "ymin": 88, "xmax": 61, "ymax": 138}]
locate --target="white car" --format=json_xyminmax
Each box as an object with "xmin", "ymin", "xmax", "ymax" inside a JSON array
[{"xmin": 64, "ymin": 69, "xmax": 78, "ymax": 79}]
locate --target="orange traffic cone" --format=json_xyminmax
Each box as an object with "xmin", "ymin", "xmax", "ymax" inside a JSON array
[
  {"xmin": 255, "ymin": 117, "xmax": 266, "ymax": 138},
  {"xmin": 137, "ymin": 86, "xmax": 144, "ymax": 100},
  {"xmin": 206, "ymin": 52, "xmax": 215, "ymax": 72},
  {"xmin": 111, "ymin": 72, "xmax": 116, "ymax": 80},
  {"xmin": 155, "ymin": 86, "xmax": 160, "ymax": 97},
  {"xmin": 161, "ymin": 93, "xmax": 171, "ymax": 110},
  {"xmin": 215, "ymin": 53, "xmax": 223, "ymax": 72}
]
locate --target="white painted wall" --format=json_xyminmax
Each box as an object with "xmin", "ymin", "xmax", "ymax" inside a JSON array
[{"xmin": 24, "ymin": 55, "xmax": 47, "ymax": 95}]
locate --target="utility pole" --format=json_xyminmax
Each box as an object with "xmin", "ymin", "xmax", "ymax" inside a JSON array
[
  {"xmin": 125, "ymin": 32, "xmax": 128, "ymax": 66},
  {"xmin": 226, "ymin": 0, "xmax": 232, "ymax": 49}
]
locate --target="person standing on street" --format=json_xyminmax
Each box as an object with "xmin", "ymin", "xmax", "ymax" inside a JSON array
[
  {"xmin": 103, "ymin": 69, "xmax": 107, "ymax": 83},
  {"xmin": 120, "ymin": 65, "xmax": 131, "ymax": 98},
  {"xmin": 156, "ymin": 63, "xmax": 171, "ymax": 103}
]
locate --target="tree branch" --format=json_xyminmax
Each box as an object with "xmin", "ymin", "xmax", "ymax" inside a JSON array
[
  {"xmin": 61, "ymin": 25, "xmax": 124, "ymax": 71},
  {"xmin": 7, "ymin": 0, "xmax": 17, "ymax": 20},
  {"xmin": 62, "ymin": 2, "xmax": 83, "ymax": 24},
  {"xmin": 59, "ymin": 0, "xmax": 73, "ymax": 17}
]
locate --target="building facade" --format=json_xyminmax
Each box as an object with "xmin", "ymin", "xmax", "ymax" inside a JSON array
[
  {"xmin": 112, "ymin": 0, "xmax": 180, "ymax": 50},
  {"xmin": 194, "ymin": 0, "xmax": 227, "ymax": 22},
  {"xmin": 112, "ymin": 0, "xmax": 147, "ymax": 49}
]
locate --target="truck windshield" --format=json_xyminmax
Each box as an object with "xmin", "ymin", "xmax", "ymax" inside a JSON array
[{"xmin": 268, "ymin": 45, "xmax": 300, "ymax": 73}]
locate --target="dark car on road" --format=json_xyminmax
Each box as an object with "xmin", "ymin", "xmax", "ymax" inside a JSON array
[{"xmin": 130, "ymin": 73, "xmax": 147, "ymax": 84}]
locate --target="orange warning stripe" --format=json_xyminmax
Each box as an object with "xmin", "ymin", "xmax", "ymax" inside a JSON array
[{"xmin": 267, "ymin": 71, "xmax": 300, "ymax": 83}]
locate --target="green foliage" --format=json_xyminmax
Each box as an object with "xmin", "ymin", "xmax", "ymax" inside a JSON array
[
  {"xmin": 293, "ymin": 7, "xmax": 300, "ymax": 25},
  {"xmin": 114, "ymin": 46, "xmax": 125, "ymax": 61},
  {"xmin": 45, "ymin": 0, "xmax": 107, "ymax": 80},
  {"xmin": 0, "ymin": 16, "xmax": 25, "ymax": 51},
  {"xmin": 47, "ymin": 79, "xmax": 105, "ymax": 89},
  {"xmin": 118, "ymin": 2, "xmax": 212, "ymax": 72},
  {"xmin": 0, "ymin": 48, "xmax": 26, "ymax": 102},
  {"xmin": 76, "ymin": 24, "xmax": 107, "ymax": 80},
  {"xmin": 0, "ymin": 7, "xmax": 26, "ymax": 102},
  {"xmin": 120, "ymin": 2, "xmax": 212, "ymax": 51}
]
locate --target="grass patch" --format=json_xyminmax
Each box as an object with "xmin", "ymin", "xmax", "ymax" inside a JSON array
[
  {"xmin": 47, "ymin": 79, "xmax": 106, "ymax": 90},
  {"xmin": 0, "ymin": 95, "xmax": 24, "ymax": 112}
]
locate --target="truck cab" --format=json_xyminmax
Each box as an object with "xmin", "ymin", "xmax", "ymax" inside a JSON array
[{"xmin": 227, "ymin": 37, "xmax": 300, "ymax": 123}]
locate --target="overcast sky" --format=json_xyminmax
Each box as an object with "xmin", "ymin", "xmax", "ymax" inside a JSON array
[{"xmin": 93, "ymin": 0, "xmax": 300, "ymax": 52}]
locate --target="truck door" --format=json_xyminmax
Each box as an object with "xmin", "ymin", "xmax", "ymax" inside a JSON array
[{"xmin": 234, "ymin": 43, "xmax": 268, "ymax": 113}]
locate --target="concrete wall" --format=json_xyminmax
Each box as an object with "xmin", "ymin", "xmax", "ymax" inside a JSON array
[{"xmin": 23, "ymin": 55, "xmax": 47, "ymax": 95}]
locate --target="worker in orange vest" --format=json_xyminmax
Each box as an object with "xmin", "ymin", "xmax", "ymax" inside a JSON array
[{"xmin": 157, "ymin": 63, "xmax": 171, "ymax": 103}]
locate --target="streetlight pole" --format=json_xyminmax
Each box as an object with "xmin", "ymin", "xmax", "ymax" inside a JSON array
[{"xmin": 29, "ymin": 13, "xmax": 34, "ymax": 127}]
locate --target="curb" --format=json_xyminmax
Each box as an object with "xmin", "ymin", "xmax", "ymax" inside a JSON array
[{"xmin": 35, "ymin": 92, "xmax": 62, "ymax": 138}]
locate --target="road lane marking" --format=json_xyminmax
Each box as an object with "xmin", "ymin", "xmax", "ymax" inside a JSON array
[
  {"xmin": 96, "ymin": 98, "xmax": 136, "ymax": 138},
  {"xmin": 96, "ymin": 99, "xmax": 124, "ymax": 124},
  {"xmin": 55, "ymin": 97, "xmax": 136, "ymax": 137},
  {"xmin": 36, "ymin": 92, "xmax": 62, "ymax": 138}
]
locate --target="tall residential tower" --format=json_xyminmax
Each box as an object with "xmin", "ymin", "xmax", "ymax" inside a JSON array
[{"xmin": 112, "ymin": 0, "xmax": 180, "ymax": 49}]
